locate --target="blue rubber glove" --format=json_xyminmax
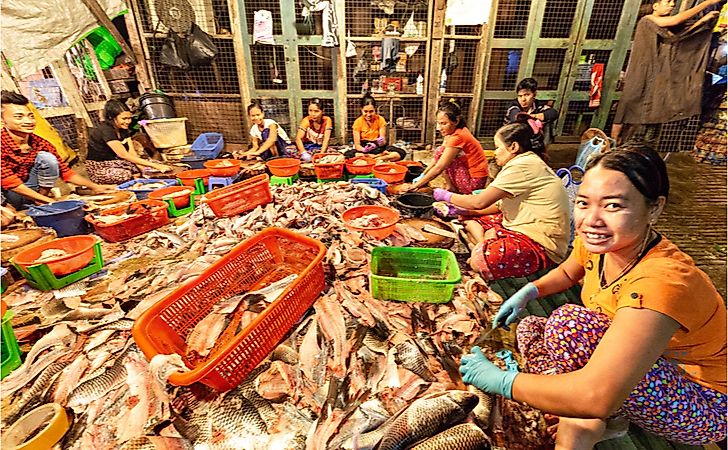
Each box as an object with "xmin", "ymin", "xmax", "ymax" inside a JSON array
[
  {"xmin": 492, "ymin": 282, "xmax": 539, "ymax": 330},
  {"xmin": 460, "ymin": 346, "xmax": 518, "ymax": 399},
  {"xmin": 412, "ymin": 173, "xmax": 425, "ymax": 184},
  {"xmin": 432, "ymin": 188, "xmax": 454, "ymax": 203}
]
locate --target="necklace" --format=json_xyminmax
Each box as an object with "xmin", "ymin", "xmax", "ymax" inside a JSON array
[{"xmin": 598, "ymin": 228, "xmax": 654, "ymax": 289}]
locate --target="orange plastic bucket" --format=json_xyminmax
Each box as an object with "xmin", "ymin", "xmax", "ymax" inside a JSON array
[
  {"xmin": 177, "ymin": 169, "xmax": 211, "ymax": 187},
  {"xmin": 12, "ymin": 236, "xmax": 97, "ymax": 276},
  {"xmin": 204, "ymin": 159, "xmax": 242, "ymax": 177},
  {"xmin": 148, "ymin": 186, "xmax": 195, "ymax": 208},
  {"xmin": 373, "ymin": 163, "xmax": 407, "ymax": 184},
  {"xmin": 342, "ymin": 205, "xmax": 400, "ymax": 240},
  {"xmin": 266, "ymin": 158, "xmax": 301, "ymax": 177}
]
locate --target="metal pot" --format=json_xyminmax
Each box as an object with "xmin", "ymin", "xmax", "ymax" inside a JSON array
[
  {"xmin": 404, "ymin": 165, "xmax": 425, "ymax": 182},
  {"xmin": 394, "ymin": 192, "xmax": 434, "ymax": 218}
]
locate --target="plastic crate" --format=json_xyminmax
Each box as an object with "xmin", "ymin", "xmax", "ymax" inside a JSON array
[
  {"xmin": 118, "ymin": 179, "xmax": 178, "ymax": 200},
  {"xmin": 202, "ymin": 174, "xmax": 272, "ymax": 218},
  {"xmin": 132, "ymin": 228, "xmax": 327, "ymax": 391},
  {"xmin": 86, "ymin": 199, "xmax": 170, "ymax": 243},
  {"xmin": 351, "ymin": 178, "xmax": 388, "ymax": 194},
  {"xmin": 312, "ymin": 154, "xmax": 345, "ymax": 180},
  {"xmin": 11, "ymin": 242, "xmax": 104, "ymax": 291},
  {"xmin": 370, "ymin": 247, "xmax": 462, "ymax": 303},
  {"xmin": 1, "ymin": 310, "xmax": 22, "ymax": 380},
  {"xmin": 191, "ymin": 133, "xmax": 224, "ymax": 159},
  {"xmin": 141, "ymin": 118, "xmax": 188, "ymax": 149}
]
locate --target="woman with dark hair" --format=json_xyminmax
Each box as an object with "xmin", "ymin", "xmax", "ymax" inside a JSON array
[
  {"xmin": 86, "ymin": 100, "xmax": 171, "ymax": 184},
  {"xmin": 402, "ymin": 99, "xmax": 489, "ymax": 194},
  {"xmin": 346, "ymin": 95, "xmax": 404, "ymax": 162},
  {"xmin": 433, "ymin": 118, "xmax": 570, "ymax": 280},
  {"xmin": 241, "ymin": 99, "xmax": 292, "ymax": 160},
  {"xmin": 294, "ymin": 98, "xmax": 333, "ymax": 160},
  {"xmin": 460, "ymin": 145, "xmax": 727, "ymax": 448}
]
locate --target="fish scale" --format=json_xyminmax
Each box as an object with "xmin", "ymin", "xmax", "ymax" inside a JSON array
[
  {"xmin": 407, "ymin": 423, "xmax": 491, "ymax": 450},
  {"xmin": 67, "ymin": 348, "xmax": 130, "ymax": 409},
  {"xmin": 373, "ymin": 391, "xmax": 478, "ymax": 450},
  {"xmin": 394, "ymin": 341, "xmax": 437, "ymax": 382},
  {"xmin": 3, "ymin": 360, "xmax": 69, "ymax": 425}
]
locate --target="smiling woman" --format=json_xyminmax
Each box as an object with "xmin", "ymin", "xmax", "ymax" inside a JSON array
[
  {"xmin": 460, "ymin": 145, "xmax": 727, "ymax": 448},
  {"xmin": 85, "ymin": 100, "xmax": 172, "ymax": 184}
]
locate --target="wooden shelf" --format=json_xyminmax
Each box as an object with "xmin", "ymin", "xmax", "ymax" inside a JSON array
[{"xmin": 349, "ymin": 36, "xmax": 428, "ymax": 42}]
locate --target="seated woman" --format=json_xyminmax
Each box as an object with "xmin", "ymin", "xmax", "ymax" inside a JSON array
[
  {"xmin": 432, "ymin": 118, "xmax": 570, "ymax": 280},
  {"xmin": 344, "ymin": 95, "xmax": 404, "ymax": 162},
  {"xmin": 294, "ymin": 98, "xmax": 333, "ymax": 161},
  {"xmin": 402, "ymin": 100, "xmax": 489, "ymax": 194},
  {"xmin": 241, "ymin": 99, "xmax": 292, "ymax": 160},
  {"xmin": 86, "ymin": 100, "xmax": 172, "ymax": 184},
  {"xmin": 460, "ymin": 145, "xmax": 727, "ymax": 448}
]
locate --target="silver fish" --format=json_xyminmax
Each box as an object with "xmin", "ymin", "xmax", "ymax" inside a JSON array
[
  {"xmin": 373, "ymin": 391, "xmax": 479, "ymax": 450},
  {"xmin": 407, "ymin": 423, "xmax": 491, "ymax": 450},
  {"xmin": 394, "ymin": 341, "xmax": 437, "ymax": 382},
  {"xmin": 67, "ymin": 348, "xmax": 130, "ymax": 410}
]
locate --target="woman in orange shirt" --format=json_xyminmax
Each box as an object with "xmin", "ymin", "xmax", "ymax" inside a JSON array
[
  {"xmin": 403, "ymin": 99, "xmax": 488, "ymax": 194},
  {"xmin": 345, "ymin": 95, "xmax": 404, "ymax": 162},
  {"xmin": 460, "ymin": 145, "xmax": 726, "ymax": 447}
]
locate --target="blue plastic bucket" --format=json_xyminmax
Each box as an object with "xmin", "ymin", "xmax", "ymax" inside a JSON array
[{"xmin": 26, "ymin": 200, "xmax": 88, "ymax": 237}]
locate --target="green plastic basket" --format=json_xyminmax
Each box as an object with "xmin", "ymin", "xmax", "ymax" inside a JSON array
[
  {"xmin": 370, "ymin": 247, "xmax": 461, "ymax": 303},
  {"xmin": 1, "ymin": 310, "xmax": 22, "ymax": 380},
  {"xmin": 11, "ymin": 242, "xmax": 104, "ymax": 291}
]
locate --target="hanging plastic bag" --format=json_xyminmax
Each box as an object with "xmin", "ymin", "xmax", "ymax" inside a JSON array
[
  {"xmin": 345, "ymin": 31, "xmax": 357, "ymax": 58},
  {"xmin": 160, "ymin": 32, "xmax": 189, "ymax": 70},
  {"xmin": 402, "ymin": 12, "xmax": 418, "ymax": 38},
  {"xmin": 254, "ymin": 10, "xmax": 275, "ymax": 44},
  {"xmin": 187, "ymin": 23, "xmax": 218, "ymax": 66}
]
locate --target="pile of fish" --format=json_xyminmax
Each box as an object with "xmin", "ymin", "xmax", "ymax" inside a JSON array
[
  {"xmin": 316, "ymin": 154, "xmax": 346, "ymax": 164},
  {"xmin": 1, "ymin": 181, "xmax": 549, "ymax": 449}
]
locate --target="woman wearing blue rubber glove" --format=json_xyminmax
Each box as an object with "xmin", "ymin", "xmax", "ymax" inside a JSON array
[
  {"xmin": 460, "ymin": 346, "xmax": 518, "ymax": 398},
  {"xmin": 492, "ymin": 282, "xmax": 539, "ymax": 329},
  {"xmin": 459, "ymin": 146, "xmax": 727, "ymax": 448}
]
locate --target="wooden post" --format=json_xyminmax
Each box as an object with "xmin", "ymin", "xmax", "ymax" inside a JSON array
[
  {"xmin": 123, "ymin": 10, "xmax": 152, "ymax": 90},
  {"xmin": 79, "ymin": 0, "xmax": 137, "ymax": 65}
]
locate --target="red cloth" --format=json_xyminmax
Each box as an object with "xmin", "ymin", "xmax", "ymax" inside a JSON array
[
  {"xmin": 1, "ymin": 129, "xmax": 75, "ymax": 189},
  {"xmin": 469, "ymin": 213, "xmax": 552, "ymax": 280}
]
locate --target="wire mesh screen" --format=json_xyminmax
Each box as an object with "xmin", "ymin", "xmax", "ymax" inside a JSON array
[
  {"xmin": 345, "ymin": 0, "xmax": 429, "ymax": 37},
  {"xmin": 89, "ymin": 110, "xmax": 103, "ymax": 127},
  {"xmin": 65, "ymin": 43, "xmax": 108, "ymax": 104},
  {"xmin": 251, "ymin": 44, "xmax": 287, "ymax": 90},
  {"xmin": 486, "ymin": 49, "xmax": 522, "ymax": 91},
  {"xmin": 442, "ymin": 40, "xmax": 478, "ymax": 94},
  {"xmin": 254, "ymin": 97, "xmax": 291, "ymax": 134},
  {"xmin": 532, "ymin": 48, "xmax": 567, "ymax": 90},
  {"xmin": 244, "ymin": 0, "xmax": 282, "ymax": 36},
  {"xmin": 493, "ymin": 0, "xmax": 530, "ymax": 39},
  {"xmin": 447, "ymin": 25, "xmax": 482, "ymax": 36},
  {"xmin": 346, "ymin": 45, "xmax": 371, "ymax": 95},
  {"xmin": 392, "ymin": 97, "xmax": 423, "ymax": 142},
  {"xmin": 175, "ymin": 96, "xmax": 246, "ymax": 143},
  {"xmin": 299, "ymin": 97, "xmax": 336, "ymax": 138},
  {"xmin": 657, "ymin": 115, "xmax": 701, "ymax": 153},
  {"xmin": 572, "ymin": 50, "xmax": 611, "ymax": 91},
  {"xmin": 138, "ymin": 0, "xmax": 230, "ymax": 35},
  {"xmin": 46, "ymin": 115, "xmax": 79, "ymax": 150},
  {"xmin": 298, "ymin": 46, "xmax": 334, "ymax": 90},
  {"xmin": 541, "ymin": 0, "xmax": 578, "ymax": 38},
  {"xmin": 347, "ymin": 97, "xmax": 362, "ymax": 138},
  {"xmin": 478, "ymin": 100, "xmax": 512, "ymax": 137},
  {"xmin": 146, "ymin": 37, "xmax": 240, "ymax": 94},
  {"xmin": 562, "ymin": 100, "xmax": 593, "ymax": 136},
  {"xmin": 586, "ymin": 0, "xmax": 624, "ymax": 39},
  {"xmin": 604, "ymin": 100, "xmax": 620, "ymax": 132}
]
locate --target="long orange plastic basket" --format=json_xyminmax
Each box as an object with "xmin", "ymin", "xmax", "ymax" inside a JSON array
[
  {"xmin": 202, "ymin": 173, "xmax": 272, "ymax": 218},
  {"xmin": 132, "ymin": 228, "xmax": 326, "ymax": 391}
]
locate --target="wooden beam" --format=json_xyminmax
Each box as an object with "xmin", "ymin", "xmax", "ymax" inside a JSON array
[
  {"xmin": 79, "ymin": 0, "xmax": 137, "ymax": 64},
  {"xmin": 123, "ymin": 8, "xmax": 152, "ymax": 90}
]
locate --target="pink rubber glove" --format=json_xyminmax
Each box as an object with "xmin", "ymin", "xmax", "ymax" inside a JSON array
[
  {"xmin": 433, "ymin": 188, "xmax": 453, "ymax": 203},
  {"xmin": 375, "ymin": 136, "xmax": 386, "ymax": 147},
  {"xmin": 361, "ymin": 143, "xmax": 376, "ymax": 153}
]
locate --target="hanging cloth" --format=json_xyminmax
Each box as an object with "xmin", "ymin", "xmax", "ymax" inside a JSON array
[
  {"xmin": 301, "ymin": 0, "xmax": 339, "ymax": 47},
  {"xmin": 253, "ymin": 10, "xmax": 275, "ymax": 44},
  {"xmin": 380, "ymin": 37, "xmax": 400, "ymax": 72}
]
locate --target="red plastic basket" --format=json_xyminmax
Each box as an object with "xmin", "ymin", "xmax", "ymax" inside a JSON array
[
  {"xmin": 201, "ymin": 174, "xmax": 272, "ymax": 218},
  {"xmin": 85, "ymin": 199, "xmax": 170, "ymax": 243},
  {"xmin": 312, "ymin": 153, "xmax": 345, "ymax": 179},
  {"xmin": 132, "ymin": 228, "xmax": 327, "ymax": 391}
]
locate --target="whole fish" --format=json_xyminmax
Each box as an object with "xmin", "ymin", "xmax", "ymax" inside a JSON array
[
  {"xmin": 407, "ymin": 423, "xmax": 491, "ymax": 450},
  {"xmin": 67, "ymin": 348, "xmax": 130, "ymax": 411},
  {"xmin": 373, "ymin": 390, "xmax": 478, "ymax": 450}
]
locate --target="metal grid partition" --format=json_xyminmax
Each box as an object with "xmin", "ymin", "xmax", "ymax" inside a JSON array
[
  {"xmin": 493, "ymin": 0, "xmax": 530, "ymax": 39},
  {"xmin": 486, "ymin": 49, "xmax": 521, "ymax": 91},
  {"xmin": 478, "ymin": 100, "xmax": 512, "ymax": 137},
  {"xmin": 130, "ymin": 0, "xmax": 248, "ymax": 143},
  {"xmin": 89, "ymin": 110, "xmax": 103, "ymax": 127},
  {"xmin": 46, "ymin": 116, "xmax": 80, "ymax": 150},
  {"xmin": 477, "ymin": 0, "xmax": 641, "ymax": 143},
  {"xmin": 441, "ymin": 40, "xmax": 479, "ymax": 94},
  {"xmin": 64, "ymin": 42, "xmax": 109, "ymax": 104},
  {"xmin": 656, "ymin": 116, "xmax": 702, "ymax": 153},
  {"xmin": 255, "ymin": 97, "xmax": 292, "ymax": 135},
  {"xmin": 345, "ymin": 0, "xmax": 429, "ymax": 38},
  {"xmin": 298, "ymin": 46, "xmax": 334, "ymax": 91},
  {"xmin": 250, "ymin": 44, "xmax": 287, "ymax": 90}
]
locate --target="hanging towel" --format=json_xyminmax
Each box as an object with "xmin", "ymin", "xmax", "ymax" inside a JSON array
[
  {"xmin": 301, "ymin": 1, "xmax": 339, "ymax": 47},
  {"xmin": 380, "ymin": 37, "xmax": 400, "ymax": 72},
  {"xmin": 253, "ymin": 10, "xmax": 275, "ymax": 44}
]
